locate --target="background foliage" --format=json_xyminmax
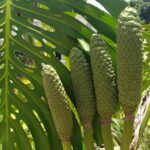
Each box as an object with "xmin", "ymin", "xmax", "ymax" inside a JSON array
[{"xmin": 130, "ymin": 0, "xmax": 150, "ymax": 23}]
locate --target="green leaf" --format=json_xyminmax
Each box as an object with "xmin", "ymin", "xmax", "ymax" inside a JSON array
[
  {"xmin": 96, "ymin": 0, "xmax": 128, "ymax": 18},
  {"xmin": 0, "ymin": 0, "xmax": 85, "ymax": 149},
  {"xmin": 59, "ymin": 0, "xmax": 117, "ymax": 41}
]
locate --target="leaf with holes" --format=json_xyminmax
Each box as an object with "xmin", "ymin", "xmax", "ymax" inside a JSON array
[{"xmin": 0, "ymin": 0, "xmax": 89, "ymax": 149}]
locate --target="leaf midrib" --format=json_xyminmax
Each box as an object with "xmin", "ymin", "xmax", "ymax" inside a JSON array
[{"xmin": 4, "ymin": 0, "xmax": 11, "ymax": 147}]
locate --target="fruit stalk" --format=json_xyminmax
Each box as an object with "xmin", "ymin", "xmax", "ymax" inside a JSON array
[
  {"xmin": 101, "ymin": 124, "xmax": 114, "ymax": 150},
  {"xmin": 84, "ymin": 127, "xmax": 95, "ymax": 150},
  {"xmin": 62, "ymin": 142, "xmax": 72, "ymax": 150},
  {"xmin": 121, "ymin": 119, "xmax": 134, "ymax": 150}
]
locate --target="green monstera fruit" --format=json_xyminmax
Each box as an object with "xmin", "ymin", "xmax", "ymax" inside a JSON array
[
  {"xmin": 41, "ymin": 65, "xmax": 73, "ymax": 143},
  {"xmin": 117, "ymin": 6, "xmax": 143, "ymax": 116},
  {"xmin": 90, "ymin": 34, "xmax": 117, "ymax": 123},
  {"xmin": 70, "ymin": 47, "xmax": 96, "ymax": 129}
]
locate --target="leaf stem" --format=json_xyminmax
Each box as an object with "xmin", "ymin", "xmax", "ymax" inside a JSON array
[
  {"xmin": 121, "ymin": 119, "xmax": 134, "ymax": 150},
  {"xmin": 84, "ymin": 127, "xmax": 95, "ymax": 150},
  {"xmin": 101, "ymin": 124, "xmax": 114, "ymax": 150},
  {"xmin": 62, "ymin": 142, "xmax": 72, "ymax": 150}
]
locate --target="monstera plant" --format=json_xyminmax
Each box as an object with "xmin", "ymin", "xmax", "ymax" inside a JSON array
[{"xmin": 0, "ymin": 0, "xmax": 150, "ymax": 150}]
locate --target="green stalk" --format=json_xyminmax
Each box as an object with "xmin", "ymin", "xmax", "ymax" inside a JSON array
[
  {"xmin": 84, "ymin": 127, "xmax": 95, "ymax": 150},
  {"xmin": 101, "ymin": 124, "xmax": 114, "ymax": 150},
  {"xmin": 62, "ymin": 142, "xmax": 72, "ymax": 150},
  {"xmin": 121, "ymin": 119, "xmax": 134, "ymax": 150}
]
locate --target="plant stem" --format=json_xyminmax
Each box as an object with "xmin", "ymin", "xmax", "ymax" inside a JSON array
[
  {"xmin": 121, "ymin": 119, "xmax": 134, "ymax": 150},
  {"xmin": 101, "ymin": 124, "xmax": 114, "ymax": 150},
  {"xmin": 84, "ymin": 127, "xmax": 95, "ymax": 150},
  {"xmin": 62, "ymin": 142, "xmax": 72, "ymax": 150}
]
